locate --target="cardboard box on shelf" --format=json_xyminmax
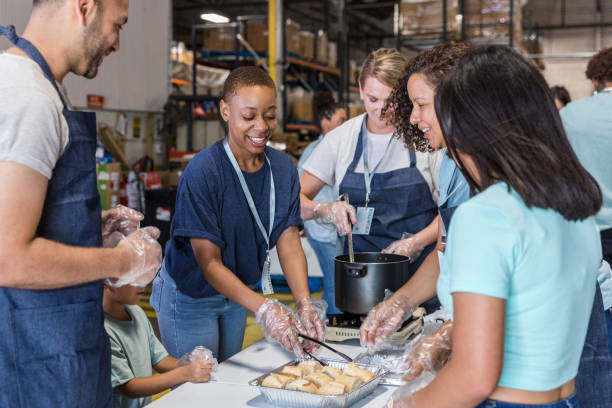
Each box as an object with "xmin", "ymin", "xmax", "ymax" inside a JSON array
[
  {"xmin": 288, "ymin": 87, "xmax": 314, "ymax": 122},
  {"xmin": 141, "ymin": 172, "xmax": 163, "ymax": 190},
  {"xmin": 316, "ymin": 30, "xmax": 328, "ymax": 64},
  {"xmin": 327, "ymin": 41, "xmax": 337, "ymax": 67},
  {"xmin": 400, "ymin": 0, "xmax": 459, "ymax": 35},
  {"xmin": 348, "ymin": 102, "xmax": 366, "ymax": 119},
  {"xmin": 299, "ymin": 31, "xmax": 315, "ymax": 61},
  {"xmin": 286, "ymin": 19, "xmax": 301, "ymax": 56},
  {"xmin": 161, "ymin": 171, "xmax": 182, "ymax": 188},
  {"xmin": 203, "ymin": 26, "xmax": 236, "ymax": 51},
  {"xmin": 246, "ymin": 22, "xmax": 268, "ymax": 52},
  {"xmin": 349, "ymin": 60, "xmax": 359, "ymax": 84}
]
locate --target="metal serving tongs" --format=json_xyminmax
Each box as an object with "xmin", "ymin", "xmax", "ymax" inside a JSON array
[
  {"xmin": 297, "ymin": 332, "xmax": 353, "ymax": 363},
  {"xmin": 341, "ymin": 193, "xmax": 355, "ymax": 263}
]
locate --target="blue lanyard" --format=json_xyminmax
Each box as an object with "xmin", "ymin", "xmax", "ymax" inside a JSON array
[
  {"xmin": 223, "ymin": 139, "xmax": 275, "ymax": 252},
  {"xmin": 360, "ymin": 115, "xmax": 395, "ymax": 206}
]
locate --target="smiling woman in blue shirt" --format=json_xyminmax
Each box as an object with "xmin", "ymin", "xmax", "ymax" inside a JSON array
[
  {"xmin": 388, "ymin": 45, "xmax": 603, "ymax": 407},
  {"xmin": 150, "ymin": 66, "xmax": 325, "ymax": 363}
]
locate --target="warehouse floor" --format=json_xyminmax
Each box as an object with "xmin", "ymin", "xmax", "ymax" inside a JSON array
[{"xmin": 138, "ymin": 285, "xmax": 323, "ymax": 400}]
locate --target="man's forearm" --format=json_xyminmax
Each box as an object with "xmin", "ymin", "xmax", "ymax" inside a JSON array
[{"xmin": 0, "ymin": 237, "xmax": 127, "ymax": 290}]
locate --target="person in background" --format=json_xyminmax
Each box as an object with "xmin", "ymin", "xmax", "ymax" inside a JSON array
[
  {"xmin": 297, "ymin": 91, "xmax": 347, "ymax": 316},
  {"xmin": 300, "ymin": 48, "xmax": 444, "ymax": 312},
  {"xmin": 151, "ymin": 66, "xmax": 325, "ymax": 364},
  {"xmin": 388, "ymin": 45, "xmax": 603, "ymax": 407},
  {"xmin": 561, "ymin": 47, "xmax": 612, "ymax": 366},
  {"xmin": 0, "ymin": 1, "xmax": 163, "ymax": 406},
  {"xmin": 104, "ymin": 282, "xmax": 212, "ymax": 408},
  {"xmin": 360, "ymin": 41, "xmax": 471, "ymax": 347},
  {"xmin": 551, "ymin": 85, "xmax": 571, "ymax": 110}
]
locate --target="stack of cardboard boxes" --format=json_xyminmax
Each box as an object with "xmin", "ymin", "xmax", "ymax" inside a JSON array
[{"xmin": 400, "ymin": 0, "xmax": 520, "ymax": 41}]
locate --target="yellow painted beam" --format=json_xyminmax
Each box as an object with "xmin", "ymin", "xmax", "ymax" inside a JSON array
[{"xmin": 268, "ymin": 0, "xmax": 277, "ymax": 85}]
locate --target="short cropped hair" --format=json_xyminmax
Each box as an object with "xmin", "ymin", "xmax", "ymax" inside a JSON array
[
  {"xmin": 221, "ymin": 66, "xmax": 276, "ymax": 102},
  {"xmin": 586, "ymin": 47, "xmax": 612, "ymax": 84},
  {"xmin": 550, "ymin": 85, "xmax": 571, "ymax": 107}
]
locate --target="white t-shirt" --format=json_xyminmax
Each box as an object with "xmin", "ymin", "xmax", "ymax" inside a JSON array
[
  {"xmin": 302, "ymin": 114, "xmax": 444, "ymax": 201},
  {"xmin": 0, "ymin": 52, "xmax": 70, "ymax": 179}
]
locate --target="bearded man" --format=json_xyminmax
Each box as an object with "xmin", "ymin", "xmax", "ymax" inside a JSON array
[{"xmin": 0, "ymin": 1, "xmax": 162, "ymax": 406}]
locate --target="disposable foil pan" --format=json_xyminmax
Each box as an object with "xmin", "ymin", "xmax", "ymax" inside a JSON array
[{"xmin": 248, "ymin": 359, "xmax": 388, "ymax": 408}]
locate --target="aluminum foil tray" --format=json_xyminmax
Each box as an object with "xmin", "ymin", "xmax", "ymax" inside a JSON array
[{"xmin": 248, "ymin": 359, "xmax": 388, "ymax": 408}]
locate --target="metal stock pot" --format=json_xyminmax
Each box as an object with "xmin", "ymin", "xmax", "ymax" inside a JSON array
[{"xmin": 334, "ymin": 252, "xmax": 412, "ymax": 315}]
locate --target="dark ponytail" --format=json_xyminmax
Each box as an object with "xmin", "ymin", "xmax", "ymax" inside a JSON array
[{"xmin": 313, "ymin": 91, "xmax": 343, "ymax": 133}]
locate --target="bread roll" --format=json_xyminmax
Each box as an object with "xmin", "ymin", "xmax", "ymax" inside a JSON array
[
  {"xmin": 322, "ymin": 366, "xmax": 342, "ymax": 379},
  {"xmin": 317, "ymin": 381, "xmax": 345, "ymax": 395},
  {"xmin": 334, "ymin": 374, "xmax": 362, "ymax": 392},
  {"xmin": 261, "ymin": 373, "xmax": 293, "ymax": 389},
  {"xmin": 298, "ymin": 360, "xmax": 322, "ymax": 375},
  {"xmin": 305, "ymin": 372, "xmax": 333, "ymax": 387},
  {"xmin": 343, "ymin": 362, "xmax": 376, "ymax": 383},
  {"xmin": 285, "ymin": 378, "xmax": 318, "ymax": 394},
  {"xmin": 281, "ymin": 365, "xmax": 304, "ymax": 377}
]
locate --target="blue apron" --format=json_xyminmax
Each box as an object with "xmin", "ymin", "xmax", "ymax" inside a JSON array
[
  {"xmin": 576, "ymin": 283, "xmax": 612, "ymax": 407},
  {"xmin": 338, "ymin": 116, "xmax": 438, "ymax": 309},
  {"xmin": 0, "ymin": 26, "xmax": 111, "ymax": 408}
]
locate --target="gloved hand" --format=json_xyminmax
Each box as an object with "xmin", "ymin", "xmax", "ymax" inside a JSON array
[
  {"xmin": 384, "ymin": 384, "xmax": 417, "ymax": 408},
  {"xmin": 382, "ymin": 233, "xmax": 424, "ymax": 263},
  {"xmin": 179, "ymin": 360, "xmax": 213, "ymax": 383},
  {"xmin": 178, "ymin": 345, "xmax": 218, "ymax": 373},
  {"xmin": 256, "ymin": 299, "xmax": 306, "ymax": 358},
  {"xmin": 101, "ymin": 205, "xmax": 143, "ymax": 248},
  {"xmin": 401, "ymin": 320, "xmax": 453, "ymax": 382},
  {"xmin": 313, "ymin": 201, "xmax": 356, "ymax": 236},
  {"xmin": 360, "ymin": 290, "xmax": 415, "ymax": 347},
  {"xmin": 178, "ymin": 346, "xmax": 218, "ymax": 369},
  {"xmin": 107, "ymin": 227, "xmax": 162, "ymax": 288},
  {"xmin": 295, "ymin": 298, "xmax": 327, "ymax": 351}
]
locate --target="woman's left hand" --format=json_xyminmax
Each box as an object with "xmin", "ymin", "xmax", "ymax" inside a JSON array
[{"xmin": 295, "ymin": 298, "xmax": 327, "ymax": 351}]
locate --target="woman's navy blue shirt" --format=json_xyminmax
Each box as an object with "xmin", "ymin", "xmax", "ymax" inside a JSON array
[{"xmin": 164, "ymin": 140, "xmax": 303, "ymax": 298}]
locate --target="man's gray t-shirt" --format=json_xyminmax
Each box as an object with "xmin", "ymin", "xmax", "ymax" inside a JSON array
[{"xmin": 0, "ymin": 52, "xmax": 69, "ymax": 179}]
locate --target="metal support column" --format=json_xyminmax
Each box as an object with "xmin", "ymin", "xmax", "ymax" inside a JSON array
[{"xmin": 268, "ymin": 0, "xmax": 284, "ymax": 131}]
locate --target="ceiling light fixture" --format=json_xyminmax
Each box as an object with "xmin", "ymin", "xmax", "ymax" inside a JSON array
[{"xmin": 200, "ymin": 13, "xmax": 230, "ymax": 23}]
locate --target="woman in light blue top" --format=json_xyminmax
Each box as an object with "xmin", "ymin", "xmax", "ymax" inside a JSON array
[
  {"xmin": 387, "ymin": 45, "xmax": 603, "ymax": 407},
  {"xmin": 297, "ymin": 91, "xmax": 347, "ymax": 315}
]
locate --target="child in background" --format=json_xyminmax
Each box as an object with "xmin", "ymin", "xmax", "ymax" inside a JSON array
[{"xmin": 103, "ymin": 284, "xmax": 214, "ymax": 408}]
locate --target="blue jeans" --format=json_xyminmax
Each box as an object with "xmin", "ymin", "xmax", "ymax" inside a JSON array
[
  {"xmin": 307, "ymin": 236, "xmax": 343, "ymax": 315},
  {"xmin": 475, "ymin": 392, "xmax": 578, "ymax": 408},
  {"xmin": 607, "ymin": 308, "xmax": 612, "ymax": 356},
  {"xmin": 150, "ymin": 264, "xmax": 247, "ymax": 363}
]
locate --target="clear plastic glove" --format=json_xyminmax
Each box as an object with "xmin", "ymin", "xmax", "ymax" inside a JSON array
[
  {"xmin": 177, "ymin": 346, "xmax": 216, "ymax": 383},
  {"xmin": 178, "ymin": 345, "xmax": 219, "ymax": 372},
  {"xmin": 101, "ymin": 205, "xmax": 143, "ymax": 248},
  {"xmin": 385, "ymin": 384, "xmax": 417, "ymax": 408},
  {"xmin": 382, "ymin": 233, "xmax": 424, "ymax": 263},
  {"xmin": 295, "ymin": 298, "xmax": 327, "ymax": 350},
  {"xmin": 360, "ymin": 290, "xmax": 416, "ymax": 347},
  {"xmin": 256, "ymin": 299, "xmax": 306, "ymax": 358},
  {"xmin": 313, "ymin": 201, "xmax": 356, "ymax": 236},
  {"xmin": 107, "ymin": 227, "xmax": 162, "ymax": 288},
  {"xmin": 401, "ymin": 320, "xmax": 453, "ymax": 382}
]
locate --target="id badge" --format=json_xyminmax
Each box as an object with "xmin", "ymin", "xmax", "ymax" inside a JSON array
[
  {"xmin": 261, "ymin": 253, "xmax": 274, "ymax": 295},
  {"xmin": 352, "ymin": 206, "xmax": 375, "ymax": 235}
]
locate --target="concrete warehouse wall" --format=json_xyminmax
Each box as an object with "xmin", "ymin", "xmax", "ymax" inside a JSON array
[
  {"xmin": 539, "ymin": 27, "xmax": 612, "ymax": 102},
  {"xmin": 0, "ymin": 0, "xmax": 171, "ymax": 113}
]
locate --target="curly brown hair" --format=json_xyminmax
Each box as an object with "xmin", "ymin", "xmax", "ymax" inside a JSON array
[
  {"xmin": 586, "ymin": 47, "xmax": 612, "ymax": 85},
  {"xmin": 384, "ymin": 41, "xmax": 470, "ymax": 152}
]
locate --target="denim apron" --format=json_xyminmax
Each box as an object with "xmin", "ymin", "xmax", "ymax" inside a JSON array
[
  {"xmin": 0, "ymin": 26, "xmax": 111, "ymax": 408},
  {"xmin": 338, "ymin": 116, "xmax": 438, "ymax": 309},
  {"xmin": 576, "ymin": 283, "xmax": 612, "ymax": 408}
]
